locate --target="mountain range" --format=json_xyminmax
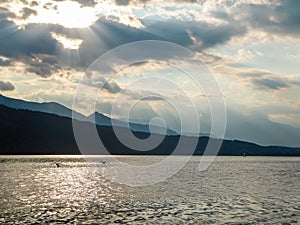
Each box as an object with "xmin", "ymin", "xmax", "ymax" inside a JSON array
[
  {"xmin": 0, "ymin": 94, "xmax": 299, "ymax": 156},
  {"xmin": 0, "ymin": 94, "xmax": 177, "ymax": 135}
]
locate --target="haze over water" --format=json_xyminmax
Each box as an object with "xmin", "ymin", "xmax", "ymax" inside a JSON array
[{"xmin": 0, "ymin": 156, "xmax": 299, "ymax": 224}]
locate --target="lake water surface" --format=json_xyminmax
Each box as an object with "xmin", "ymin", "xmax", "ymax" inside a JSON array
[{"xmin": 0, "ymin": 156, "xmax": 299, "ymax": 224}]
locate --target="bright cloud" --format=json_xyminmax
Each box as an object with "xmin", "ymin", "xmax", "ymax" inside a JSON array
[{"xmin": 51, "ymin": 33, "xmax": 83, "ymax": 50}]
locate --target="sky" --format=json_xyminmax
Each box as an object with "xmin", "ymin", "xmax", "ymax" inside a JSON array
[{"xmin": 0, "ymin": 0, "xmax": 300, "ymax": 146}]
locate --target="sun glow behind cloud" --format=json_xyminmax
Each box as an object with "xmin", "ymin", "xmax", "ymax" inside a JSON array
[
  {"xmin": 4, "ymin": 0, "xmax": 146, "ymax": 29},
  {"xmin": 11, "ymin": 1, "xmax": 99, "ymax": 28},
  {"xmin": 51, "ymin": 33, "xmax": 83, "ymax": 49},
  {"xmin": 52, "ymin": 1, "xmax": 98, "ymax": 28}
]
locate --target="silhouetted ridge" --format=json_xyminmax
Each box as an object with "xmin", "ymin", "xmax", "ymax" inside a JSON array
[{"xmin": 0, "ymin": 105, "xmax": 299, "ymax": 155}]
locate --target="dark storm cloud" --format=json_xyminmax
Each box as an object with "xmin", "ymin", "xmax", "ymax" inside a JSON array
[{"xmin": 0, "ymin": 81, "xmax": 15, "ymax": 91}]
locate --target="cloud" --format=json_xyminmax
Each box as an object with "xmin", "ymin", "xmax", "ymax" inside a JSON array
[
  {"xmin": 0, "ymin": 58, "xmax": 12, "ymax": 66},
  {"xmin": 113, "ymin": 0, "xmax": 199, "ymax": 6},
  {"xmin": 140, "ymin": 0, "xmax": 299, "ymax": 44},
  {"xmin": 140, "ymin": 96, "xmax": 164, "ymax": 101},
  {"xmin": 0, "ymin": 0, "xmax": 299, "ymax": 88},
  {"xmin": 30, "ymin": 1, "xmax": 39, "ymax": 7},
  {"xmin": 18, "ymin": 53, "xmax": 62, "ymax": 77},
  {"xmin": 0, "ymin": 81, "xmax": 15, "ymax": 91},
  {"xmin": 25, "ymin": 61, "xmax": 60, "ymax": 77},
  {"xmin": 103, "ymin": 80, "xmax": 122, "ymax": 93},
  {"xmin": 0, "ymin": 6, "xmax": 16, "ymax": 19},
  {"xmin": 252, "ymin": 77, "xmax": 289, "ymax": 90},
  {"xmin": 0, "ymin": 1, "xmax": 241, "ymax": 82},
  {"xmin": 123, "ymin": 89, "xmax": 165, "ymax": 101},
  {"xmin": 81, "ymin": 76, "xmax": 123, "ymax": 94},
  {"xmin": 213, "ymin": 64, "xmax": 299, "ymax": 92},
  {"xmin": 237, "ymin": 70, "xmax": 300, "ymax": 91},
  {"xmin": 268, "ymin": 113, "xmax": 300, "ymax": 128},
  {"xmin": 20, "ymin": 7, "xmax": 37, "ymax": 19},
  {"xmin": 74, "ymin": 16, "xmax": 246, "ymax": 68},
  {"xmin": 143, "ymin": 19, "xmax": 246, "ymax": 49},
  {"xmin": 235, "ymin": 49, "xmax": 255, "ymax": 62},
  {"xmin": 196, "ymin": 51, "xmax": 225, "ymax": 65},
  {"xmin": 115, "ymin": 0, "xmax": 130, "ymax": 5},
  {"xmin": 0, "ymin": 19, "xmax": 58, "ymax": 58},
  {"xmin": 0, "ymin": 18, "xmax": 84, "ymax": 77},
  {"xmin": 0, "ymin": 1, "xmax": 256, "ymax": 76},
  {"xmin": 233, "ymin": 0, "xmax": 300, "ymax": 38},
  {"xmin": 51, "ymin": 33, "xmax": 83, "ymax": 50},
  {"xmin": 52, "ymin": 0, "xmax": 98, "ymax": 7},
  {"xmin": 238, "ymin": 70, "xmax": 272, "ymax": 78}
]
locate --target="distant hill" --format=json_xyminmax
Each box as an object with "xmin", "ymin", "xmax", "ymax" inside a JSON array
[
  {"xmin": 0, "ymin": 94, "xmax": 86, "ymax": 120},
  {"xmin": 88, "ymin": 112, "xmax": 177, "ymax": 135},
  {"xmin": 0, "ymin": 94, "xmax": 177, "ymax": 135},
  {"xmin": 0, "ymin": 104, "xmax": 299, "ymax": 156}
]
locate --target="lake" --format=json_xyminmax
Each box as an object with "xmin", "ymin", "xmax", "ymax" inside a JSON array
[{"xmin": 0, "ymin": 156, "xmax": 299, "ymax": 224}]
